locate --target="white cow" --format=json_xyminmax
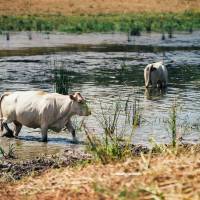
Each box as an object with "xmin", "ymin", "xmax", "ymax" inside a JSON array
[
  {"xmin": 0, "ymin": 91, "xmax": 91, "ymax": 142},
  {"xmin": 144, "ymin": 61, "xmax": 168, "ymax": 88}
]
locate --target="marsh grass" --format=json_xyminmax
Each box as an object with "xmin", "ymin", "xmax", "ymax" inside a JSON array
[
  {"xmin": 84, "ymin": 97, "xmax": 141, "ymax": 164},
  {"xmin": 0, "ymin": 12, "xmax": 199, "ymax": 33}
]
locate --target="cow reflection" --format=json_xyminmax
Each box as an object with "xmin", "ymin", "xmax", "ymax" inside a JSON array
[{"xmin": 144, "ymin": 87, "xmax": 167, "ymax": 100}]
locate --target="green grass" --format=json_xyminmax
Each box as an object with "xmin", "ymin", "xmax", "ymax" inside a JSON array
[
  {"xmin": 167, "ymin": 100, "xmax": 178, "ymax": 148},
  {"xmin": 0, "ymin": 11, "xmax": 199, "ymax": 33},
  {"xmin": 0, "ymin": 144, "xmax": 15, "ymax": 159}
]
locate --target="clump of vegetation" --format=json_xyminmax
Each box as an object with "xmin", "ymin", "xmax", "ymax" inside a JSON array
[
  {"xmin": 164, "ymin": 21, "xmax": 175, "ymax": 38},
  {"xmin": 130, "ymin": 22, "xmax": 143, "ymax": 36},
  {"xmin": 0, "ymin": 144, "xmax": 15, "ymax": 159},
  {"xmin": 52, "ymin": 62, "xmax": 72, "ymax": 95},
  {"xmin": 145, "ymin": 18, "xmax": 153, "ymax": 33},
  {"xmin": 84, "ymin": 97, "xmax": 141, "ymax": 164}
]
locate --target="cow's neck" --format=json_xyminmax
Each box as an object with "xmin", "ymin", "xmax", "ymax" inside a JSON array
[{"xmin": 56, "ymin": 100, "xmax": 74, "ymax": 122}]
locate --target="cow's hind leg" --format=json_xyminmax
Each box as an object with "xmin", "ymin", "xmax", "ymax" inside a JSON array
[
  {"xmin": 2, "ymin": 123, "xmax": 14, "ymax": 138},
  {"xmin": 13, "ymin": 121, "xmax": 22, "ymax": 137}
]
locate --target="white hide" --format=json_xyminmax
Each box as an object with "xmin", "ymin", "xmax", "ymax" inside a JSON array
[
  {"xmin": 144, "ymin": 61, "xmax": 168, "ymax": 88},
  {"xmin": 0, "ymin": 91, "xmax": 91, "ymax": 141}
]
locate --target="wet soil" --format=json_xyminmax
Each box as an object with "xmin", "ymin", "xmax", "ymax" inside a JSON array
[{"xmin": 0, "ymin": 148, "xmax": 92, "ymax": 182}]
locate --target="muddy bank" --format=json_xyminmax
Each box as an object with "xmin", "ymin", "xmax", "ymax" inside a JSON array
[
  {"xmin": 0, "ymin": 148, "xmax": 92, "ymax": 182},
  {"xmin": 0, "ymin": 144, "xmax": 154, "ymax": 182}
]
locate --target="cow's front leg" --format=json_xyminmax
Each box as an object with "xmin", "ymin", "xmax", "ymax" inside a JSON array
[
  {"xmin": 41, "ymin": 125, "xmax": 48, "ymax": 142},
  {"xmin": 66, "ymin": 120, "xmax": 77, "ymax": 142},
  {"xmin": 13, "ymin": 121, "xmax": 22, "ymax": 137},
  {"xmin": 2, "ymin": 123, "xmax": 14, "ymax": 138}
]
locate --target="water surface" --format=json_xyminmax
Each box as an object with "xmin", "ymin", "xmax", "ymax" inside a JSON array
[{"xmin": 0, "ymin": 32, "xmax": 200, "ymax": 160}]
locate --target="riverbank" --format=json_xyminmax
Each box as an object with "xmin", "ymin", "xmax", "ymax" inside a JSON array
[
  {"xmin": 0, "ymin": 31, "xmax": 199, "ymax": 58},
  {"xmin": 1, "ymin": 144, "xmax": 200, "ymax": 200}
]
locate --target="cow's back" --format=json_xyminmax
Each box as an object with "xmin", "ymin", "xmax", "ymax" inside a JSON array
[{"xmin": 1, "ymin": 91, "xmax": 55, "ymax": 128}]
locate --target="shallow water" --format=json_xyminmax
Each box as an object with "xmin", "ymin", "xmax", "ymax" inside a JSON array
[{"xmin": 0, "ymin": 32, "xmax": 200, "ymax": 160}]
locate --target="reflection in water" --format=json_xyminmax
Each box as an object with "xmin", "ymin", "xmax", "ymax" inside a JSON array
[{"xmin": 144, "ymin": 87, "xmax": 167, "ymax": 100}]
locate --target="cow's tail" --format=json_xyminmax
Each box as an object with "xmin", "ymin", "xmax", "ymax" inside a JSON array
[{"xmin": 0, "ymin": 92, "xmax": 10, "ymax": 131}]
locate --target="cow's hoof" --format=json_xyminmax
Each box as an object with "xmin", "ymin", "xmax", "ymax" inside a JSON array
[{"xmin": 2, "ymin": 131, "xmax": 14, "ymax": 138}]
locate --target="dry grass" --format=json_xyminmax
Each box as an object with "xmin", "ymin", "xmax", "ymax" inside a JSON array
[
  {"xmin": 0, "ymin": 0, "xmax": 200, "ymax": 16},
  {"xmin": 1, "ymin": 145, "xmax": 200, "ymax": 199}
]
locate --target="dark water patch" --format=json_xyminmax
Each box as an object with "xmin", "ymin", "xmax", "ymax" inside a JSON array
[
  {"xmin": 0, "ymin": 59, "xmax": 42, "ymax": 63},
  {"xmin": 0, "ymin": 44, "xmax": 200, "ymax": 58}
]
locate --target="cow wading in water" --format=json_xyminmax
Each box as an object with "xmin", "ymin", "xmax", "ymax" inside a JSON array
[{"xmin": 0, "ymin": 91, "xmax": 91, "ymax": 142}]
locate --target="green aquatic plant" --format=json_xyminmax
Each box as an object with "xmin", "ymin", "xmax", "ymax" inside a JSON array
[{"xmin": 53, "ymin": 62, "xmax": 72, "ymax": 95}]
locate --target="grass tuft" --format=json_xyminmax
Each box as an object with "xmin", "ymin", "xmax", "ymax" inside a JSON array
[
  {"xmin": 84, "ymin": 97, "xmax": 141, "ymax": 164},
  {"xmin": 0, "ymin": 144, "xmax": 16, "ymax": 159}
]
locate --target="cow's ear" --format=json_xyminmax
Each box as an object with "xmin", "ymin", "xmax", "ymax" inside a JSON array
[{"xmin": 69, "ymin": 94, "xmax": 76, "ymax": 101}]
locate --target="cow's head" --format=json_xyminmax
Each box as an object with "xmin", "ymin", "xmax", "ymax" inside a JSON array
[{"xmin": 69, "ymin": 92, "xmax": 91, "ymax": 116}]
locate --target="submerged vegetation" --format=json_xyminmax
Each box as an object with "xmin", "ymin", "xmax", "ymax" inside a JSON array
[{"xmin": 0, "ymin": 11, "xmax": 199, "ymax": 34}]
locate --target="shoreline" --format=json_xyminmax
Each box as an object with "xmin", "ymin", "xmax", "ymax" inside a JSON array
[
  {"xmin": 0, "ymin": 31, "xmax": 199, "ymax": 57},
  {"xmin": 0, "ymin": 143, "xmax": 200, "ymax": 199}
]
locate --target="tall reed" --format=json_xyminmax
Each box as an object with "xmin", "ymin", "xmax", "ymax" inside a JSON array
[{"xmin": 167, "ymin": 100, "xmax": 178, "ymax": 147}]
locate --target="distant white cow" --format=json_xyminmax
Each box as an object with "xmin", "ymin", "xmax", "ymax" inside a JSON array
[
  {"xmin": 144, "ymin": 61, "xmax": 168, "ymax": 88},
  {"xmin": 0, "ymin": 91, "xmax": 91, "ymax": 142}
]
